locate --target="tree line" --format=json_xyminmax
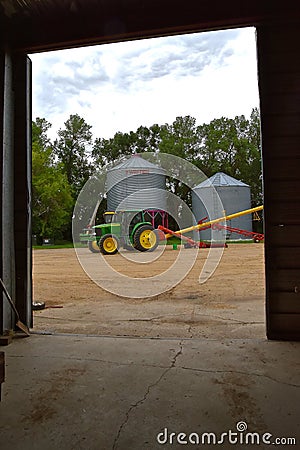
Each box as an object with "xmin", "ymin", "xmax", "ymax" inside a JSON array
[{"xmin": 32, "ymin": 108, "xmax": 262, "ymax": 242}]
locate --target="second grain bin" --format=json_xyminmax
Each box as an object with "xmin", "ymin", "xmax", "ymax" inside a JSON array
[
  {"xmin": 106, "ymin": 154, "xmax": 166, "ymax": 212},
  {"xmin": 192, "ymin": 172, "xmax": 252, "ymax": 240}
]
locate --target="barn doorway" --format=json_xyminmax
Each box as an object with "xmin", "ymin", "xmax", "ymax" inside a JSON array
[{"xmin": 30, "ymin": 27, "xmax": 265, "ymax": 339}]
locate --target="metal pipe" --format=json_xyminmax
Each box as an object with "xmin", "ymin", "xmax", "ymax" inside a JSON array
[
  {"xmin": 164, "ymin": 205, "xmax": 264, "ymax": 238},
  {"xmin": 158, "ymin": 224, "xmax": 201, "ymax": 246}
]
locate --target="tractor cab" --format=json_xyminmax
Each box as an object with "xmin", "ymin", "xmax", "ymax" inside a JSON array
[
  {"xmin": 103, "ymin": 211, "xmax": 115, "ymax": 224},
  {"xmin": 118, "ymin": 210, "xmax": 144, "ymax": 235},
  {"xmin": 102, "ymin": 210, "xmax": 144, "ymax": 235}
]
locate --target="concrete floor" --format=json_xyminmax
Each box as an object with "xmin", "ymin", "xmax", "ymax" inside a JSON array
[{"xmin": 0, "ymin": 334, "xmax": 299, "ymax": 450}]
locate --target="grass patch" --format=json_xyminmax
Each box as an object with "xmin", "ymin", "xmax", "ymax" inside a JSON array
[{"xmin": 33, "ymin": 242, "xmax": 86, "ymax": 250}]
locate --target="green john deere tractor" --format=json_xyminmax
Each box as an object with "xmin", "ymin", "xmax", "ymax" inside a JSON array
[{"xmin": 80, "ymin": 210, "xmax": 160, "ymax": 255}]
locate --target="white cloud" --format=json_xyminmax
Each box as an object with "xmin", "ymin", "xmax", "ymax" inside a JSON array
[{"xmin": 30, "ymin": 27, "xmax": 259, "ymax": 141}]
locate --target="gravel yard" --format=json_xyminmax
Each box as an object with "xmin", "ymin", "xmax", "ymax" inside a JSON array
[{"xmin": 33, "ymin": 244, "xmax": 265, "ymax": 339}]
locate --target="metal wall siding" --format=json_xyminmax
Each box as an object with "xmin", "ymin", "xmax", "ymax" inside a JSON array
[
  {"xmin": 106, "ymin": 157, "xmax": 166, "ymax": 212},
  {"xmin": 107, "ymin": 174, "xmax": 166, "ymax": 211},
  {"xmin": 192, "ymin": 185, "xmax": 252, "ymax": 240},
  {"xmin": 257, "ymin": 23, "xmax": 300, "ymax": 339},
  {"xmin": 216, "ymin": 186, "xmax": 252, "ymax": 231}
]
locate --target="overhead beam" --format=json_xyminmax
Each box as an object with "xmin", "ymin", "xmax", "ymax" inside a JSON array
[{"xmin": 1, "ymin": 0, "xmax": 300, "ymax": 53}]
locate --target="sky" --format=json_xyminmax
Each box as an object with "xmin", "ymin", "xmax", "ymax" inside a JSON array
[{"xmin": 30, "ymin": 27, "xmax": 259, "ymax": 142}]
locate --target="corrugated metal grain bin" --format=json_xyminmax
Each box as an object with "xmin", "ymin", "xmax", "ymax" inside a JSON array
[
  {"xmin": 106, "ymin": 154, "xmax": 166, "ymax": 211},
  {"xmin": 192, "ymin": 172, "xmax": 252, "ymax": 240}
]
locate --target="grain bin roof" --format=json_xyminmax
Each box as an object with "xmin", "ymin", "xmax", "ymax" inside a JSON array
[
  {"xmin": 109, "ymin": 155, "xmax": 165, "ymax": 174},
  {"xmin": 194, "ymin": 172, "xmax": 249, "ymax": 188}
]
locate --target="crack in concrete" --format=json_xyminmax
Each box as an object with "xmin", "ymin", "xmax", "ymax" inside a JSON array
[
  {"xmin": 112, "ymin": 341, "xmax": 183, "ymax": 450},
  {"xmin": 118, "ymin": 313, "xmax": 188, "ymax": 322},
  {"xmin": 115, "ymin": 312, "xmax": 264, "ymax": 326},
  {"xmin": 171, "ymin": 341, "xmax": 183, "ymax": 368},
  {"xmin": 193, "ymin": 312, "xmax": 264, "ymax": 325},
  {"xmin": 179, "ymin": 366, "xmax": 300, "ymax": 388}
]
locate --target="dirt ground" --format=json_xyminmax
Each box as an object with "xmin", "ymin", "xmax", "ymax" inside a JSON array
[{"xmin": 33, "ymin": 244, "xmax": 266, "ymax": 339}]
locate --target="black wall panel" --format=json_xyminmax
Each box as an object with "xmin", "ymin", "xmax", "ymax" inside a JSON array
[
  {"xmin": 0, "ymin": 52, "xmax": 4, "ymax": 334},
  {"xmin": 257, "ymin": 23, "xmax": 300, "ymax": 339}
]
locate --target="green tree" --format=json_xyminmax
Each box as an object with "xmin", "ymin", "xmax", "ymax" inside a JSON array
[
  {"xmin": 134, "ymin": 124, "xmax": 162, "ymax": 153},
  {"xmin": 92, "ymin": 131, "xmax": 137, "ymax": 167},
  {"xmin": 198, "ymin": 109, "xmax": 262, "ymax": 205},
  {"xmin": 32, "ymin": 119, "xmax": 73, "ymax": 241},
  {"xmin": 159, "ymin": 116, "xmax": 199, "ymax": 161},
  {"xmin": 158, "ymin": 116, "xmax": 201, "ymax": 205},
  {"xmin": 243, "ymin": 107, "xmax": 263, "ymax": 205},
  {"xmin": 92, "ymin": 124, "xmax": 162, "ymax": 167},
  {"xmin": 54, "ymin": 114, "xmax": 93, "ymax": 197}
]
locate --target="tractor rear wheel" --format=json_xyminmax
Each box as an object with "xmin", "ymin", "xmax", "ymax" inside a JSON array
[
  {"xmin": 88, "ymin": 240, "xmax": 100, "ymax": 253},
  {"xmin": 133, "ymin": 225, "xmax": 158, "ymax": 252},
  {"xmin": 99, "ymin": 234, "xmax": 119, "ymax": 255}
]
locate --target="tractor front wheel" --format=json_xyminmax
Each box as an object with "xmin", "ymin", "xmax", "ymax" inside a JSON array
[
  {"xmin": 99, "ymin": 234, "xmax": 119, "ymax": 255},
  {"xmin": 133, "ymin": 225, "xmax": 158, "ymax": 252}
]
